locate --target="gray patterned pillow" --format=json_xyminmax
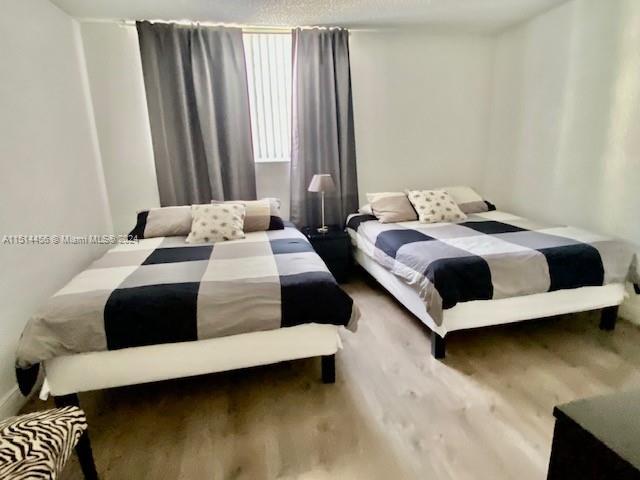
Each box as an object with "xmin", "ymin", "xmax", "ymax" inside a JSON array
[
  {"xmin": 406, "ymin": 189, "xmax": 467, "ymax": 224},
  {"xmin": 186, "ymin": 203, "xmax": 246, "ymax": 244}
]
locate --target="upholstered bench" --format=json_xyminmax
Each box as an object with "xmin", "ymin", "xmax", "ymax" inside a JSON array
[{"xmin": 0, "ymin": 406, "xmax": 98, "ymax": 479}]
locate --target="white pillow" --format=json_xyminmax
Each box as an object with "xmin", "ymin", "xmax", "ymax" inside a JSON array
[
  {"xmin": 212, "ymin": 198, "xmax": 284, "ymax": 231},
  {"xmin": 443, "ymin": 186, "xmax": 490, "ymax": 214},
  {"xmin": 358, "ymin": 204, "xmax": 373, "ymax": 215},
  {"xmin": 406, "ymin": 190, "xmax": 467, "ymax": 224},
  {"xmin": 186, "ymin": 203, "xmax": 246, "ymax": 244}
]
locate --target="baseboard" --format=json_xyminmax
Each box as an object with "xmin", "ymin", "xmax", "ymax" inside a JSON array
[{"xmin": 0, "ymin": 386, "xmax": 27, "ymax": 420}]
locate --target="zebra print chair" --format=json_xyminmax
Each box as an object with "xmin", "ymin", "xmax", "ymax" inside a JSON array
[{"xmin": 0, "ymin": 405, "xmax": 98, "ymax": 479}]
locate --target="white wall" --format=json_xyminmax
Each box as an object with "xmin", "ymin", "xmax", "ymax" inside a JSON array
[
  {"xmin": 350, "ymin": 29, "xmax": 495, "ymax": 205},
  {"xmin": 485, "ymin": 0, "xmax": 640, "ymax": 322},
  {"xmin": 75, "ymin": 25, "xmax": 495, "ymax": 221},
  {"xmin": 0, "ymin": 0, "xmax": 112, "ymax": 416},
  {"xmin": 78, "ymin": 22, "xmax": 292, "ymax": 221},
  {"xmin": 80, "ymin": 22, "xmax": 160, "ymax": 234}
]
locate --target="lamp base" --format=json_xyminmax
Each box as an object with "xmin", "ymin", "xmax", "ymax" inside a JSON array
[{"xmin": 316, "ymin": 226, "xmax": 329, "ymax": 234}]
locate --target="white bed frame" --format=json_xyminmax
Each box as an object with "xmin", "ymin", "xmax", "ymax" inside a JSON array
[
  {"xmin": 38, "ymin": 323, "xmax": 341, "ymax": 479},
  {"xmin": 354, "ymin": 248, "xmax": 625, "ymax": 358},
  {"xmin": 40, "ymin": 323, "xmax": 341, "ymax": 398}
]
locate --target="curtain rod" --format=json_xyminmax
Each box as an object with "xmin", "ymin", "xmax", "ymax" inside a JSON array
[{"xmin": 78, "ymin": 17, "xmax": 346, "ymax": 33}]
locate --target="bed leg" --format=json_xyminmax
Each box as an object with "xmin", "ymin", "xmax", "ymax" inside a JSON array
[
  {"xmin": 431, "ymin": 331, "xmax": 446, "ymax": 359},
  {"xmin": 321, "ymin": 355, "xmax": 336, "ymax": 384},
  {"xmin": 53, "ymin": 394, "xmax": 99, "ymax": 480},
  {"xmin": 599, "ymin": 306, "xmax": 618, "ymax": 331}
]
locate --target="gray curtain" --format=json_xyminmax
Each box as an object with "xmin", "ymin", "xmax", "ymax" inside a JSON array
[
  {"xmin": 290, "ymin": 28, "xmax": 358, "ymax": 227},
  {"xmin": 137, "ymin": 21, "xmax": 256, "ymax": 206}
]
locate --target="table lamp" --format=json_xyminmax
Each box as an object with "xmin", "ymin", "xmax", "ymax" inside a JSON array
[{"xmin": 307, "ymin": 174, "xmax": 335, "ymax": 233}]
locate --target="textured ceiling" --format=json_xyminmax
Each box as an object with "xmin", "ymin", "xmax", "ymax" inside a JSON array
[{"xmin": 49, "ymin": 0, "xmax": 569, "ymax": 32}]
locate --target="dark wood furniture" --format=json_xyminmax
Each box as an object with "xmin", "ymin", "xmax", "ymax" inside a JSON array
[
  {"xmin": 321, "ymin": 354, "xmax": 336, "ymax": 384},
  {"xmin": 54, "ymin": 394, "xmax": 99, "ymax": 480},
  {"xmin": 599, "ymin": 305, "xmax": 619, "ymax": 330},
  {"xmin": 431, "ymin": 331, "xmax": 446, "ymax": 359},
  {"xmin": 301, "ymin": 225, "xmax": 350, "ymax": 283},
  {"xmin": 547, "ymin": 389, "xmax": 640, "ymax": 480}
]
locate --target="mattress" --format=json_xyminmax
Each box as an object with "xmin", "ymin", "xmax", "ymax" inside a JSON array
[
  {"xmin": 347, "ymin": 210, "xmax": 639, "ymax": 325},
  {"xmin": 16, "ymin": 224, "xmax": 359, "ymax": 393}
]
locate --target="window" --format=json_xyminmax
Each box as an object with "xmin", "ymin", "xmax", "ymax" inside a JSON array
[{"xmin": 243, "ymin": 33, "xmax": 292, "ymax": 163}]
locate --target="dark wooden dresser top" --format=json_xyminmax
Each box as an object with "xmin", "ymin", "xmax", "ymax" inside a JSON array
[{"xmin": 554, "ymin": 390, "xmax": 640, "ymax": 470}]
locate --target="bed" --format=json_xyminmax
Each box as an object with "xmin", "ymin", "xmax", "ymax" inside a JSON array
[
  {"xmin": 346, "ymin": 209, "xmax": 639, "ymax": 359},
  {"xmin": 16, "ymin": 224, "xmax": 359, "ymax": 401}
]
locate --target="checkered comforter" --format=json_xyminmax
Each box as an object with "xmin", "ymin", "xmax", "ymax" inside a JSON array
[
  {"xmin": 16, "ymin": 225, "xmax": 359, "ymax": 385},
  {"xmin": 347, "ymin": 210, "xmax": 639, "ymax": 325}
]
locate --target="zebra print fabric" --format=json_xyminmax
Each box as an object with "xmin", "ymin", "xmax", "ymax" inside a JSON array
[{"xmin": 0, "ymin": 406, "xmax": 87, "ymax": 479}]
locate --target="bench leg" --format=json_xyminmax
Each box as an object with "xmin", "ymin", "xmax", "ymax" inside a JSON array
[
  {"xmin": 599, "ymin": 306, "xmax": 618, "ymax": 331},
  {"xmin": 321, "ymin": 355, "xmax": 336, "ymax": 384},
  {"xmin": 53, "ymin": 394, "xmax": 99, "ymax": 480},
  {"xmin": 431, "ymin": 331, "xmax": 446, "ymax": 359}
]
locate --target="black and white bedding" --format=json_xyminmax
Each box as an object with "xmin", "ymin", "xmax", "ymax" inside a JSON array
[
  {"xmin": 16, "ymin": 224, "xmax": 359, "ymax": 392},
  {"xmin": 347, "ymin": 210, "xmax": 639, "ymax": 325}
]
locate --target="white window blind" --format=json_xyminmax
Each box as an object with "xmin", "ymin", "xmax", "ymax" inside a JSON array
[{"xmin": 243, "ymin": 33, "xmax": 292, "ymax": 163}]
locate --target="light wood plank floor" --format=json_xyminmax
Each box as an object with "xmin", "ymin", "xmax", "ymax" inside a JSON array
[{"xmin": 24, "ymin": 270, "xmax": 640, "ymax": 480}]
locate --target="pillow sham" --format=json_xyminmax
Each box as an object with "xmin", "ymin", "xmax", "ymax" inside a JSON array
[
  {"xmin": 406, "ymin": 189, "xmax": 467, "ymax": 224},
  {"xmin": 443, "ymin": 186, "xmax": 494, "ymax": 214},
  {"xmin": 129, "ymin": 205, "xmax": 191, "ymax": 239},
  {"xmin": 366, "ymin": 192, "xmax": 417, "ymax": 223},
  {"xmin": 212, "ymin": 198, "xmax": 284, "ymax": 232},
  {"xmin": 186, "ymin": 203, "xmax": 246, "ymax": 244}
]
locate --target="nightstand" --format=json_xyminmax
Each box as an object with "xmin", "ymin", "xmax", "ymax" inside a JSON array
[{"xmin": 301, "ymin": 225, "xmax": 350, "ymax": 283}]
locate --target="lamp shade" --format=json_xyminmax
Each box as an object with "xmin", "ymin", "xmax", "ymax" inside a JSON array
[{"xmin": 307, "ymin": 174, "xmax": 335, "ymax": 193}]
